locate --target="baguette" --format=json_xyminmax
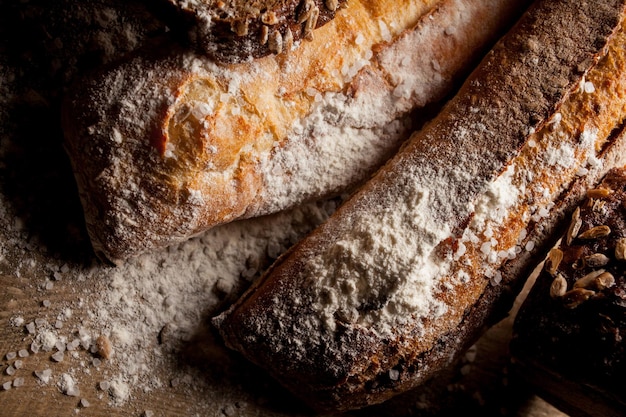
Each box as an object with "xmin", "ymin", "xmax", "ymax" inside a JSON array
[
  {"xmin": 154, "ymin": 0, "xmax": 348, "ymax": 63},
  {"xmin": 62, "ymin": 0, "xmax": 529, "ymax": 263},
  {"xmin": 212, "ymin": 0, "xmax": 626, "ymax": 412},
  {"xmin": 511, "ymin": 167, "xmax": 626, "ymax": 417}
]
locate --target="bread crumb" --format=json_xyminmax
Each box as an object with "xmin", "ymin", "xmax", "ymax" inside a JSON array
[{"xmin": 96, "ymin": 335, "xmax": 113, "ymax": 359}]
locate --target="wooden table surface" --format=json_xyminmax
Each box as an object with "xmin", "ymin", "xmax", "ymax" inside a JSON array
[
  {"xmin": 0, "ymin": 249, "xmax": 567, "ymax": 417},
  {"xmin": 0, "ymin": 1, "xmax": 571, "ymax": 416}
]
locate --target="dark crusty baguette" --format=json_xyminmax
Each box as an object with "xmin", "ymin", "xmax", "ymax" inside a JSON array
[
  {"xmin": 511, "ymin": 167, "xmax": 626, "ymax": 417},
  {"xmin": 212, "ymin": 0, "xmax": 626, "ymax": 412},
  {"xmin": 155, "ymin": 0, "xmax": 347, "ymax": 63},
  {"xmin": 62, "ymin": 0, "xmax": 529, "ymax": 264}
]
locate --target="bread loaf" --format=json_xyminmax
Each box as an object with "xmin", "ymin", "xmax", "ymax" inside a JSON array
[
  {"xmin": 511, "ymin": 167, "xmax": 626, "ymax": 417},
  {"xmin": 213, "ymin": 0, "xmax": 626, "ymax": 411},
  {"xmin": 62, "ymin": 0, "xmax": 529, "ymax": 263},
  {"xmin": 154, "ymin": 0, "xmax": 347, "ymax": 63}
]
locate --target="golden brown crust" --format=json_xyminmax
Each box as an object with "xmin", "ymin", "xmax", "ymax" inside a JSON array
[
  {"xmin": 62, "ymin": 0, "xmax": 529, "ymax": 263},
  {"xmin": 213, "ymin": 0, "xmax": 626, "ymax": 411}
]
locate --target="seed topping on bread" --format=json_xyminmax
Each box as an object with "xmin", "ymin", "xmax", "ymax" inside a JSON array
[
  {"xmin": 543, "ymin": 169, "xmax": 626, "ymax": 309},
  {"xmin": 512, "ymin": 168, "xmax": 626, "ymax": 417},
  {"xmin": 162, "ymin": 0, "xmax": 347, "ymax": 62}
]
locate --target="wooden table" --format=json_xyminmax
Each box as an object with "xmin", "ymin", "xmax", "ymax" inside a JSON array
[{"xmin": 0, "ymin": 248, "xmax": 566, "ymax": 417}]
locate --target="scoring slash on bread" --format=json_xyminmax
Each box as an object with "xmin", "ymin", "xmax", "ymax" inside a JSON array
[
  {"xmin": 213, "ymin": 0, "xmax": 626, "ymax": 411},
  {"xmin": 511, "ymin": 167, "xmax": 626, "ymax": 417},
  {"xmin": 156, "ymin": 0, "xmax": 348, "ymax": 63},
  {"xmin": 62, "ymin": 0, "xmax": 529, "ymax": 263}
]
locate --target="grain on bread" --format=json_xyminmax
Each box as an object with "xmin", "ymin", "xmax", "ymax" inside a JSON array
[{"xmin": 154, "ymin": 0, "xmax": 347, "ymax": 63}]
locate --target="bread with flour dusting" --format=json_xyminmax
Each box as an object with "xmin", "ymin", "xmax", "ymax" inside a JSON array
[
  {"xmin": 213, "ymin": 0, "xmax": 626, "ymax": 411},
  {"xmin": 62, "ymin": 0, "xmax": 529, "ymax": 263}
]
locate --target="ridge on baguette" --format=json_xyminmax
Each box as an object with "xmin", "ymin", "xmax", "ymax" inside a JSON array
[{"xmin": 212, "ymin": 0, "xmax": 626, "ymax": 412}]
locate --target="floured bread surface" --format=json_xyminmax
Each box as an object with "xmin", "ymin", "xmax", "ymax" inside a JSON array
[
  {"xmin": 63, "ymin": 0, "xmax": 530, "ymax": 263},
  {"xmin": 213, "ymin": 0, "xmax": 626, "ymax": 411}
]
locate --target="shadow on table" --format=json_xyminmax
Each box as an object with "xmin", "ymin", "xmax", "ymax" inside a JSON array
[
  {"xmin": 0, "ymin": 0, "xmax": 167, "ymax": 264},
  {"xmin": 175, "ymin": 311, "xmax": 543, "ymax": 417}
]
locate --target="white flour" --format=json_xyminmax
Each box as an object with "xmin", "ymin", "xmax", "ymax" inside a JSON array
[
  {"xmin": 67, "ymin": 0, "xmax": 520, "ymax": 263},
  {"xmin": 1, "ymin": 195, "xmax": 338, "ymax": 409},
  {"xmin": 312, "ymin": 187, "xmax": 451, "ymax": 335}
]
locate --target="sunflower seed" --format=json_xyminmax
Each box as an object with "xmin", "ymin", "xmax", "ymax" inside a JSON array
[
  {"xmin": 297, "ymin": 0, "xmax": 315, "ymax": 24},
  {"xmin": 259, "ymin": 25, "xmax": 269, "ymax": 45},
  {"xmin": 566, "ymin": 207, "xmax": 581, "ymax": 245},
  {"xmin": 584, "ymin": 253, "xmax": 610, "ymax": 268},
  {"xmin": 574, "ymin": 269, "xmax": 606, "ymax": 289},
  {"xmin": 545, "ymin": 248, "xmax": 563, "ymax": 276},
  {"xmin": 594, "ymin": 271, "xmax": 615, "ymax": 290},
  {"xmin": 325, "ymin": 0, "xmax": 339, "ymax": 11},
  {"xmin": 550, "ymin": 274, "xmax": 568, "ymax": 298},
  {"xmin": 283, "ymin": 27, "xmax": 294, "ymax": 52},
  {"xmin": 269, "ymin": 30, "xmax": 283, "ymax": 54},
  {"xmin": 303, "ymin": 5, "xmax": 320, "ymax": 41},
  {"xmin": 578, "ymin": 225, "xmax": 611, "ymax": 240},
  {"xmin": 586, "ymin": 188, "xmax": 612, "ymax": 199},
  {"xmin": 562, "ymin": 288, "xmax": 595, "ymax": 308}
]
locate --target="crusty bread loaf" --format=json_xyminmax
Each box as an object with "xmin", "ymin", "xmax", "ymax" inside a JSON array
[
  {"xmin": 154, "ymin": 0, "xmax": 347, "ymax": 63},
  {"xmin": 62, "ymin": 0, "xmax": 529, "ymax": 263},
  {"xmin": 511, "ymin": 167, "xmax": 626, "ymax": 417},
  {"xmin": 212, "ymin": 0, "xmax": 626, "ymax": 412}
]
